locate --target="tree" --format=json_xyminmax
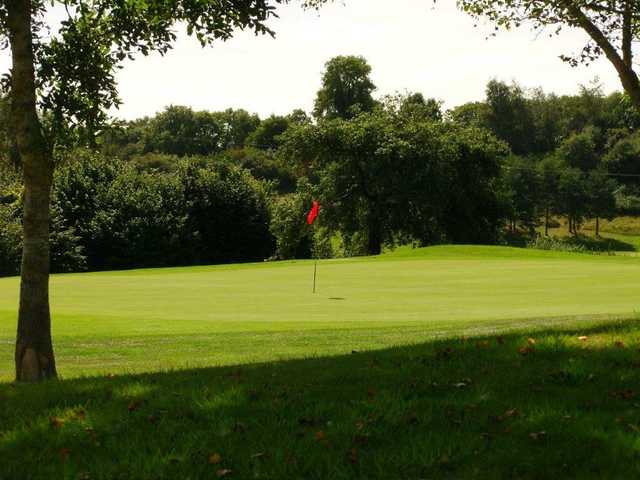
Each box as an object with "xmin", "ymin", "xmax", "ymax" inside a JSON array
[
  {"xmin": 485, "ymin": 80, "xmax": 536, "ymax": 155},
  {"xmin": 500, "ymin": 156, "xmax": 541, "ymax": 233},
  {"xmin": 247, "ymin": 115, "xmax": 291, "ymax": 151},
  {"xmin": 585, "ymin": 170, "xmax": 617, "ymax": 237},
  {"xmin": 557, "ymin": 127, "xmax": 601, "ymax": 172},
  {"xmin": 1, "ymin": 0, "xmax": 326, "ymax": 382},
  {"xmin": 313, "ymin": 55, "xmax": 377, "ymax": 120},
  {"xmin": 281, "ymin": 107, "xmax": 507, "ymax": 254},
  {"xmin": 458, "ymin": 0, "xmax": 640, "ymax": 109},
  {"xmin": 537, "ymin": 155, "xmax": 564, "ymax": 236},
  {"xmin": 604, "ymin": 130, "xmax": 640, "ymax": 186},
  {"xmin": 557, "ymin": 167, "xmax": 589, "ymax": 234}
]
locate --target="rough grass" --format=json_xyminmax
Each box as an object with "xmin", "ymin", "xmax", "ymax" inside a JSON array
[
  {"xmin": 3, "ymin": 246, "xmax": 640, "ymax": 379},
  {"xmin": 2, "ymin": 319, "xmax": 640, "ymax": 479}
]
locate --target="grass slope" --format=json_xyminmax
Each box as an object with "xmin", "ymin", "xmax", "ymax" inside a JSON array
[{"xmin": 2, "ymin": 245, "xmax": 640, "ymax": 380}]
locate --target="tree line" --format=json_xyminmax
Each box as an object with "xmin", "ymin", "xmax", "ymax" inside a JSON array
[{"xmin": 3, "ymin": 56, "xmax": 640, "ymax": 277}]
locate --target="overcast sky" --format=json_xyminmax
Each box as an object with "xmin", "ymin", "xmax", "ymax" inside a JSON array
[{"xmin": 1, "ymin": 0, "xmax": 622, "ymax": 120}]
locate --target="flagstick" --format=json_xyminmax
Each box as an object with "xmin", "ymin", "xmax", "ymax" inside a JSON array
[{"xmin": 312, "ymin": 259, "xmax": 317, "ymax": 294}]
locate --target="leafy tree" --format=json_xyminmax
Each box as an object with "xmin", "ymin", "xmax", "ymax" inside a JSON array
[
  {"xmin": 446, "ymin": 101, "xmax": 491, "ymax": 129},
  {"xmin": 458, "ymin": 0, "xmax": 640, "ymax": 109},
  {"xmin": 282, "ymin": 108, "xmax": 507, "ymax": 254},
  {"xmin": 585, "ymin": 170, "xmax": 618, "ymax": 237},
  {"xmin": 180, "ymin": 162, "xmax": 274, "ymax": 265},
  {"xmin": 604, "ymin": 130, "xmax": 640, "ymax": 186},
  {"xmin": 269, "ymin": 180, "xmax": 314, "ymax": 259},
  {"xmin": 537, "ymin": 155, "xmax": 564, "ymax": 236},
  {"xmin": 395, "ymin": 92, "xmax": 442, "ymax": 122},
  {"xmin": 557, "ymin": 127, "xmax": 601, "ymax": 172},
  {"xmin": 557, "ymin": 167, "xmax": 589, "ymax": 235},
  {"xmin": 485, "ymin": 80, "xmax": 536, "ymax": 155},
  {"xmin": 143, "ymin": 106, "xmax": 260, "ymax": 157},
  {"xmin": 222, "ymin": 147, "xmax": 298, "ymax": 193},
  {"xmin": 528, "ymin": 89, "xmax": 564, "ymax": 154},
  {"xmin": 313, "ymin": 55, "xmax": 377, "ymax": 120},
  {"xmin": 1, "ymin": 0, "xmax": 326, "ymax": 382},
  {"xmin": 247, "ymin": 115, "xmax": 291, "ymax": 151},
  {"xmin": 500, "ymin": 156, "xmax": 540, "ymax": 233}
]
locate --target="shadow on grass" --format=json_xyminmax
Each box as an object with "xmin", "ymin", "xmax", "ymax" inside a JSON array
[
  {"xmin": 2, "ymin": 320, "xmax": 640, "ymax": 479},
  {"xmin": 566, "ymin": 234, "xmax": 637, "ymax": 253},
  {"xmin": 504, "ymin": 230, "xmax": 637, "ymax": 253}
]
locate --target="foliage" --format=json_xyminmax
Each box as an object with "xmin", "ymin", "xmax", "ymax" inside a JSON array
[
  {"xmin": 269, "ymin": 188, "xmax": 313, "ymax": 260},
  {"xmin": 180, "ymin": 161, "xmax": 275, "ymax": 265},
  {"xmin": 313, "ymin": 56, "xmax": 377, "ymax": 120},
  {"xmin": 0, "ymin": 150, "xmax": 275, "ymax": 273},
  {"xmin": 457, "ymin": 0, "xmax": 640, "ymax": 108},
  {"xmin": 557, "ymin": 127, "xmax": 600, "ymax": 172},
  {"xmin": 485, "ymin": 80, "xmax": 536, "ymax": 155},
  {"xmin": 282, "ymin": 106, "xmax": 508, "ymax": 254}
]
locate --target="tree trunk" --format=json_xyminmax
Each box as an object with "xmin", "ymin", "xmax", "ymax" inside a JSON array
[
  {"xmin": 8, "ymin": 0, "xmax": 57, "ymax": 381},
  {"xmin": 544, "ymin": 207, "xmax": 549, "ymax": 236},
  {"xmin": 595, "ymin": 217, "xmax": 600, "ymax": 237},
  {"xmin": 566, "ymin": 1, "xmax": 640, "ymax": 110},
  {"xmin": 367, "ymin": 210, "xmax": 382, "ymax": 256}
]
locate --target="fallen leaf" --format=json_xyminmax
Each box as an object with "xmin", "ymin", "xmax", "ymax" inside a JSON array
[
  {"xmin": 352, "ymin": 434, "xmax": 370, "ymax": 445},
  {"xmin": 518, "ymin": 346, "xmax": 535, "ymax": 356},
  {"xmin": 527, "ymin": 338, "xmax": 536, "ymax": 345},
  {"xmin": 60, "ymin": 448, "xmax": 71, "ymax": 461},
  {"xmin": 503, "ymin": 408, "xmax": 519, "ymax": 418},
  {"xmin": 251, "ymin": 452, "xmax": 267, "ymax": 460},
  {"xmin": 127, "ymin": 400, "xmax": 141, "ymax": 413},
  {"xmin": 216, "ymin": 469, "xmax": 232, "ymax": 478},
  {"xmin": 232, "ymin": 421, "xmax": 247, "ymax": 433},
  {"xmin": 578, "ymin": 336, "xmax": 588, "ymax": 342},
  {"xmin": 615, "ymin": 341, "xmax": 626, "ymax": 349},
  {"xmin": 347, "ymin": 448, "xmax": 358, "ymax": 464},
  {"xmin": 436, "ymin": 347, "xmax": 454, "ymax": 360},
  {"xmin": 610, "ymin": 389, "xmax": 635, "ymax": 400},
  {"xmin": 209, "ymin": 453, "xmax": 222, "ymax": 465},
  {"xmin": 50, "ymin": 417, "xmax": 65, "ymax": 429},
  {"xmin": 529, "ymin": 431, "xmax": 546, "ymax": 440},
  {"xmin": 315, "ymin": 430, "xmax": 326, "ymax": 441}
]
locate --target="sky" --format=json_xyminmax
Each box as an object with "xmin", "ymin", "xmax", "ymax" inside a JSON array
[{"xmin": 0, "ymin": 0, "xmax": 622, "ymax": 120}]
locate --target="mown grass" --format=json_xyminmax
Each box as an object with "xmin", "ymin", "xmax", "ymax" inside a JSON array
[
  {"xmin": 2, "ymin": 318, "xmax": 640, "ymax": 479},
  {"xmin": 3, "ymin": 246, "xmax": 640, "ymax": 379}
]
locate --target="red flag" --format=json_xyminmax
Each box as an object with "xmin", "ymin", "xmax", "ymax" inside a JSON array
[{"xmin": 307, "ymin": 201, "xmax": 320, "ymax": 225}]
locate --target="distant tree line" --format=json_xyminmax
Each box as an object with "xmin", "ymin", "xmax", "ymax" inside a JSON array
[{"xmin": 2, "ymin": 56, "xmax": 640, "ymax": 275}]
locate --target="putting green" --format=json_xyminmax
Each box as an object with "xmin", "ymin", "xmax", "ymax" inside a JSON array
[{"xmin": 1, "ymin": 245, "xmax": 639, "ymax": 379}]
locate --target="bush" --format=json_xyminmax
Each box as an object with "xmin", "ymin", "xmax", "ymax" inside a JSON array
[
  {"xmin": 527, "ymin": 236, "xmax": 587, "ymax": 253},
  {"xmin": 2, "ymin": 151, "xmax": 276, "ymax": 274},
  {"xmin": 180, "ymin": 161, "xmax": 274, "ymax": 265},
  {"xmin": 269, "ymin": 193, "xmax": 313, "ymax": 260}
]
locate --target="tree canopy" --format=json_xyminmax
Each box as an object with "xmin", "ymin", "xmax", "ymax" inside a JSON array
[{"xmin": 457, "ymin": 0, "xmax": 640, "ymax": 108}]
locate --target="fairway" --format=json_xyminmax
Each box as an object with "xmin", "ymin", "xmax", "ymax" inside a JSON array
[{"xmin": 1, "ymin": 245, "xmax": 639, "ymax": 380}]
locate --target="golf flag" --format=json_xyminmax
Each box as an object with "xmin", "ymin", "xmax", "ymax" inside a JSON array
[{"xmin": 307, "ymin": 201, "xmax": 320, "ymax": 225}]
